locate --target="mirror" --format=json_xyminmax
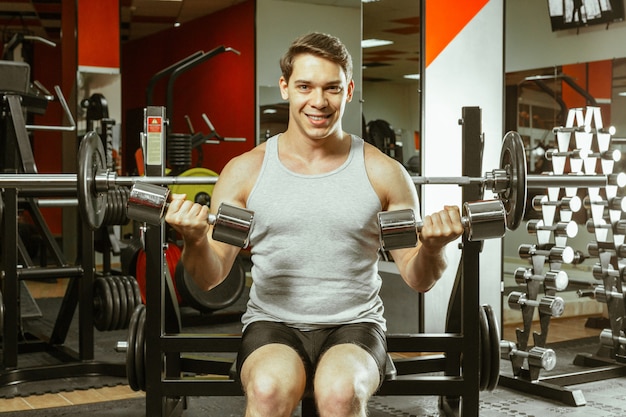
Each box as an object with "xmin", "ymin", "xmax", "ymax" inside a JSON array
[
  {"xmin": 257, "ymin": 0, "xmax": 422, "ymax": 174},
  {"xmin": 503, "ymin": 57, "xmax": 626, "ymax": 342}
]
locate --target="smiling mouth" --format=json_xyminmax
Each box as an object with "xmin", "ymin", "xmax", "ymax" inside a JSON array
[{"xmin": 307, "ymin": 114, "xmax": 330, "ymax": 121}]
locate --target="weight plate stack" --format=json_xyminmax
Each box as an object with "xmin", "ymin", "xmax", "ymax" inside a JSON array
[{"xmin": 94, "ymin": 275, "xmax": 143, "ymax": 331}]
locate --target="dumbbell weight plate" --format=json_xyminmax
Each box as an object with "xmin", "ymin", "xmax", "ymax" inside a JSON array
[
  {"xmin": 77, "ymin": 131, "xmax": 107, "ymax": 230},
  {"xmin": 499, "ymin": 131, "xmax": 527, "ymax": 230},
  {"xmin": 175, "ymin": 256, "xmax": 246, "ymax": 313}
]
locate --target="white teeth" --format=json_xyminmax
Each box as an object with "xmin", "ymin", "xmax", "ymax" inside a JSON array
[{"xmin": 309, "ymin": 115, "xmax": 325, "ymax": 121}]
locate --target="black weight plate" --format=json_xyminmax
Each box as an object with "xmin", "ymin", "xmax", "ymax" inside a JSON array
[
  {"xmin": 499, "ymin": 131, "xmax": 527, "ymax": 230},
  {"xmin": 134, "ymin": 304, "xmax": 147, "ymax": 391},
  {"xmin": 176, "ymin": 256, "xmax": 245, "ymax": 313},
  {"xmin": 126, "ymin": 304, "xmax": 142, "ymax": 391},
  {"xmin": 93, "ymin": 277, "xmax": 112, "ymax": 331},
  {"xmin": 120, "ymin": 276, "xmax": 136, "ymax": 329},
  {"xmin": 77, "ymin": 131, "xmax": 107, "ymax": 230},
  {"xmin": 478, "ymin": 305, "xmax": 490, "ymax": 391},
  {"xmin": 111, "ymin": 276, "xmax": 128, "ymax": 331},
  {"xmin": 104, "ymin": 276, "xmax": 121, "ymax": 331},
  {"xmin": 483, "ymin": 304, "xmax": 501, "ymax": 391},
  {"xmin": 128, "ymin": 275, "xmax": 143, "ymax": 307}
]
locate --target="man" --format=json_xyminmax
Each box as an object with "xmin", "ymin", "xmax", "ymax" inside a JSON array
[{"xmin": 165, "ymin": 32, "xmax": 464, "ymax": 417}]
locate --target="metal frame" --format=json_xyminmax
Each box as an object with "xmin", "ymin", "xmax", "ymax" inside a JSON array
[
  {"xmin": 139, "ymin": 106, "xmax": 487, "ymax": 417},
  {"xmin": 0, "ymin": 90, "xmax": 125, "ymax": 385}
]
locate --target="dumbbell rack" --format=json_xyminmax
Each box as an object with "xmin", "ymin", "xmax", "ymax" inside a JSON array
[
  {"xmin": 499, "ymin": 106, "xmax": 626, "ymax": 405},
  {"xmin": 137, "ymin": 106, "xmax": 497, "ymax": 417},
  {"xmin": 0, "ymin": 81, "xmax": 125, "ymax": 385}
]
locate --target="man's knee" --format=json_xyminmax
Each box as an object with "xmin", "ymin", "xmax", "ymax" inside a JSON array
[{"xmin": 240, "ymin": 344, "xmax": 307, "ymax": 414}]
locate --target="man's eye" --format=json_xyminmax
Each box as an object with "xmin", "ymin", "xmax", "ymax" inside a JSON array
[
  {"xmin": 297, "ymin": 85, "xmax": 309, "ymax": 91},
  {"xmin": 328, "ymin": 86, "xmax": 342, "ymax": 92}
]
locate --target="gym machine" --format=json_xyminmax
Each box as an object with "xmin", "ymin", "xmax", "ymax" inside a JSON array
[
  {"xmin": 0, "ymin": 61, "xmax": 127, "ymax": 386},
  {"xmin": 110, "ymin": 105, "xmax": 609, "ymax": 416}
]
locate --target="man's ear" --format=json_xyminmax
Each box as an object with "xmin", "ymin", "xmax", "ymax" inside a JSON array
[
  {"xmin": 345, "ymin": 79, "xmax": 355, "ymax": 103},
  {"xmin": 279, "ymin": 76, "xmax": 289, "ymax": 100}
]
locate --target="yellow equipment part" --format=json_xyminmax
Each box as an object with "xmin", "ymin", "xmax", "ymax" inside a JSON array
[{"xmin": 169, "ymin": 167, "xmax": 219, "ymax": 207}]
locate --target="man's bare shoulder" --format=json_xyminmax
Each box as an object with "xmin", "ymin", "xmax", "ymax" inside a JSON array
[
  {"xmin": 223, "ymin": 141, "xmax": 267, "ymax": 176},
  {"xmin": 363, "ymin": 141, "xmax": 405, "ymax": 177}
]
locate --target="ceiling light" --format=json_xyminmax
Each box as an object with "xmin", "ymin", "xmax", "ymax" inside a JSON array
[
  {"xmin": 362, "ymin": 39, "xmax": 393, "ymax": 48},
  {"xmin": 619, "ymin": 91, "xmax": 626, "ymax": 97},
  {"xmin": 403, "ymin": 74, "xmax": 420, "ymax": 80},
  {"xmin": 362, "ymin": 0, "xmax": 381, "ymax": 3},
  {"xmin": 263, "ymin": 108, "xmax": 277, "ymax": 114}
]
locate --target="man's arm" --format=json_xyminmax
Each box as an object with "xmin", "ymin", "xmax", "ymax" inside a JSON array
[
  {"xmin": 367, "ymin": 146, "xmax": 463, "ymax": 292},
  {"xmin": 165, "ymin": 148, "xmax": 262, "ymax": 291}
]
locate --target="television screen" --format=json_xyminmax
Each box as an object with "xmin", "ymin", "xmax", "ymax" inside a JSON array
[{"xmin": 548, "ymin": 0, "xmax": 625, "ymax": 31}]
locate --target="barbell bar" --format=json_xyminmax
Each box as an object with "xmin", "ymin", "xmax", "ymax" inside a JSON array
[{"xmin": 0, "ymin": 130, "xmax": 625, "ymax": 233}]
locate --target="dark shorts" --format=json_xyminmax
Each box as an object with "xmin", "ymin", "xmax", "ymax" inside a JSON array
[{"xmin": 237, "ymin": 321, "xmax": 387, "ymax": 389}]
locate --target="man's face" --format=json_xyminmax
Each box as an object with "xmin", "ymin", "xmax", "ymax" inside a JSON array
[{"xmin": 279, "ymin": 53, "xmax": 354, "ymax": 141}]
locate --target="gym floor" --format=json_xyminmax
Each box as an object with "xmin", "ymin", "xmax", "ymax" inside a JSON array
[{"xmin": 0, "ymin": 279, "xmax": 621, "ymax": 416}]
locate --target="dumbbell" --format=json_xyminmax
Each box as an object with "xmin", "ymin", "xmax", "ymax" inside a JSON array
[
  {"xmin": 507, "ymin": 291, "xmax": 565, "ymax": 317},
  {"xmin": 591, "ymin": 264, "xmax": 626, "ymax": 281},
  {"xmin": 527, "ymin": 219, "xmax": 578, "ymax": 238},
  {"xmin": 513, "ymin": 267, "xmax": 568, "ymax": 291},
  {"xmin": 599, "ymin": 329, "xmax": 626, "ymax": 349},
  {"xmin": 518, "ymin": 244, "xmax": 575, "ymax": 264},
  {"xmin": 586, "ymin": 218, "xmax": 626, "ymax": 235},
  {"xmin": 578, "ymin": 284, "xmax": 624, "ymax": 303},
  {"xmin": 583, "ymin": 195, "xmax": 626, "ymax": 212},
  {"xmin": 377, "ymin": 199, "xmax": 506, "ymax": 251},
  {"xmin": 531, "ymin": 195, "xmax": 582, "ymax": 213},
  {"xmin": 587, "ymin": 241, "xmax": 626, "ymax": 258},
  {"xmin": 127, "ymin": 183, "xmax": 254, "ymax": 248},
  {"xmin": 500, "ymin": 340, "xmax": 557, "ymax": 371}
]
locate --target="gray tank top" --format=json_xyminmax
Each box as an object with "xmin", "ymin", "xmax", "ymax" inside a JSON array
[{"xmin": 243, "ymin": 134, "xmax": 386, "ymax": 331}]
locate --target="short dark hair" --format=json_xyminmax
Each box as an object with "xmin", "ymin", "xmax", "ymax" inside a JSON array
[{"xmin": 280, "ymin": 32, "xmax": 353, "ymax": 83}]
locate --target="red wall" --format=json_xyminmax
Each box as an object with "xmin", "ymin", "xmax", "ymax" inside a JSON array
[
  {"xmin": 78, "ymin": 0, "xmax": 120, "ymax": 69},
  {"xmin": 121, "ymin": 0, "xmax": 256, "ymax": 174}
]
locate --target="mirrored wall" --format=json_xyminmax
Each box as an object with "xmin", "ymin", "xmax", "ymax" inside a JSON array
[
  {"xmin": 258, "ymin": 0, "xmax": 422, "ymax": 175},
  {"xmin": 503, "ymin": 57, "xmax": 626, "ymax": 332}
]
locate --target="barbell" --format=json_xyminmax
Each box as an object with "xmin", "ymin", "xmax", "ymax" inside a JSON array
[{"xmin": 0, "ymin": 130, "xmax": 624, "ymax": 236}]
